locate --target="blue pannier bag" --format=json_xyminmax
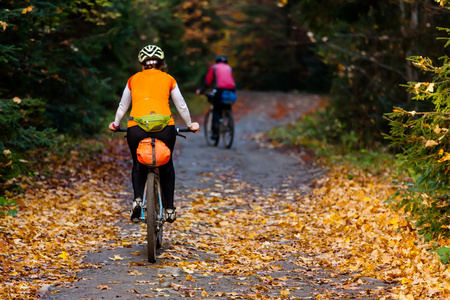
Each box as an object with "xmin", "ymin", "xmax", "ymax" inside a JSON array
[{"xmin": 221, "ymin": 90, "xmax": 237, "ymax": 105}]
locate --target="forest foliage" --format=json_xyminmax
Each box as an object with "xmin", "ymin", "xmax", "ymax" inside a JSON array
[
  {"xmin": 1, "ymin": 0, "xmax": 449, "ymax": 194},
  {"xmin": 3, "ymin": 2, "xmax": 450, "ymax": 294},
  {"xmin": 284, "ymin": 0, "xmax": 449, "ymax": 147},
  {"xmin": 383, "ymin": 0, "xmax": 450, "ymax": 241},
  {"xmin": 0, "ymin": 0, "xmax": 224, "ymax": 189}
]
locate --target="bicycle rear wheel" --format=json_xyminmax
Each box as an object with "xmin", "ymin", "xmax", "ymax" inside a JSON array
[
  {"xmin": 204, "ymin": 109, "xmax": 219, "ymax": 146},
  {"xmin": 146, "ymin": 172, "xmax": 160, "ymax": 263},
  {"xmin": 155, "ymin": 179, "xmax": 163, "ymax": 249},
  {"xmin": 221, "ymin": 109, "xmax": 234, "ymax": 149}
]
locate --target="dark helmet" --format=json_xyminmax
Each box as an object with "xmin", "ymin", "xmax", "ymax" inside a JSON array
[{"xmin": 215, "ymin": 55, "xmax": 228, "ymax": 63}]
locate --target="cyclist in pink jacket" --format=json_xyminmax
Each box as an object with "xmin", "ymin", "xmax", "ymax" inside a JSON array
[{"xmin": 197, "ymin": 55, "xmax": 236, "ymax": 140}]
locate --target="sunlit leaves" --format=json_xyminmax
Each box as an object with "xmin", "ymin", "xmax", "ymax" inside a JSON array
[
  {"xmin": 436, "ymin": 0, "xmax": 450, "ymax": 6},
  {"xmin": 292, "ymin": 0, "xmax": 450, "ymax": 146},
  {"xmin": 172, "ymin": 0, "xmax": 224, "ymax": 53},
  {"xmin": 290, "ymin": 166, "xmax": 450, "ymax": 298},
  {"xmin": 2, "ymin": 132, "xmax": 450, "ymax": 298},
  {"xmin": 0, "ymin": 137, "xmax": 129, "ymax": 298},
  {"xmin": 21, "ymin": 6, "xmax": 33, "ymax": 14},
  {"xmin": 97, "ymin": 284, "xmax": 111, "ymax": 290},
  {"xmin": 406, "ymin": 55, "xmax": 450, "ymax": 113},
  {"xmin": 109, "ymin": 254, "xmax": 125, "ymax": 261},
  {"xmin": 384, "ymin": 1, "xmax": 450, "ymax": 242},
  {"xmin": 277, "ymin": 0, "xmax": 288, "ymax": 8},
  {"xmin": 0, "ymin": 21, "xmax": 7, "ymax": 31},
  {"xmin": 69, "ymin": 0, "xmax": 120, "ymax": 25},
  {"xmin": 0, "ymin": 0, "xmax": 125, "ymax": 135},
  {"xmin": 157, "ymin": 163, "xmax": 450, "ymax": 298}
]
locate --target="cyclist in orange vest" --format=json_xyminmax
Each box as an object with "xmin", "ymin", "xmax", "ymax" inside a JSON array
[{"xmin": 109, "ymin": 45, "xmax": 199, "ymax": 223}]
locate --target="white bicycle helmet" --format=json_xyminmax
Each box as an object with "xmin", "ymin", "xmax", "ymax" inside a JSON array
[{"xmin": 138, "ymin": 45, "xmax": 165, "ymax": 64}]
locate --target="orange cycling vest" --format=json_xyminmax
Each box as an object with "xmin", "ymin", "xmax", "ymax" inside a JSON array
[{"xmin": 127, "ymin": 69, "xmax": 177, "ymax": 128}]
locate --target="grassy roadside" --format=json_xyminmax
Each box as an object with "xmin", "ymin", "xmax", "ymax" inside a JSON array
[{"xmin": 267, "ymin": 121, "xmax": 394, "ymax": 177}]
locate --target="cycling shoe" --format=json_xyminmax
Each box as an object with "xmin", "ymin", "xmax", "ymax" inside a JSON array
[
  {"xmin": 165, "ymin": 208, "xmax": 177, "ymax": 223},
  {"xmin": 130, "ymin": 198, "xmax": 142, "ymax": 222}
]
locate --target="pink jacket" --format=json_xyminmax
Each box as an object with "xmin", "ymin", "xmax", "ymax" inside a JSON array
[{"xmin": 205, "ymin": 62, "xmax": 236, "ymax": 90}]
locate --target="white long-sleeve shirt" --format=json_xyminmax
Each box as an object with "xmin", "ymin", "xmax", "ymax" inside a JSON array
[{"xmin": 113, "ymin": 83, "xmax": 192, "ymax": 128}]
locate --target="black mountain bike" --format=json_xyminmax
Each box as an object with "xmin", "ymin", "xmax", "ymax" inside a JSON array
[
  {"xmin": 115, "ymin": 127, "xmax": 193, "ymax": 262},
  {"xmin": 204, "ymin": 92, "xmax": 234, "ymax": 149}
]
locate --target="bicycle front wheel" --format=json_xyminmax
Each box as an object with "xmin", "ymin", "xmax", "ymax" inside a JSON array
[
  {"xmin": 204, "ymin": 109, "xmax": 219, "ymax": 146},
  {"xmin": 221, "ymin": 109, "xmax": 234, "ymax": 149},
  {"xmin": 146, "ymin": 172, "xmax": 159, "ymax": 263}
]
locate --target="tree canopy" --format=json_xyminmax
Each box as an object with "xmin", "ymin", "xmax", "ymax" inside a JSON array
[{"xmin": 2, "ymin": 0, "xmax": 450, "ymax": 186}]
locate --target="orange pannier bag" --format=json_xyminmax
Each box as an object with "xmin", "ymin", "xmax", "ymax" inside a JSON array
[{"xmin": 136, "ymin": 137, "xmax": 171, "ymax": 167}]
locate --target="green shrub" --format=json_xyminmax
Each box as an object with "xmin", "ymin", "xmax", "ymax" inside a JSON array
[
  {"xmin": 268, "ymin": 108, "xmax": 393, "ymax": 176},
  {"xmin": 268, "ymin": 108, "xmax": 359, "ymax": 154},
  {"xmin": 387, "ymin": 175, "xmax": 450, "ymax": 241},
  {"xmin": 384, "ymin": 1, "xmax": 450, "ymax": 246},
  {"xmin": 0, "ymin": 196, "xmax": 17, "ymax": 217},
  {"xmin": 0, "ymin": 98, "xmax": 56, "ymax": 192}
]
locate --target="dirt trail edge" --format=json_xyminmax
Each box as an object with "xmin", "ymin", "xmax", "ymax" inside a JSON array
[{"xmin": 45, "ymin": 91, "xmax": 393, "ymax": 300}]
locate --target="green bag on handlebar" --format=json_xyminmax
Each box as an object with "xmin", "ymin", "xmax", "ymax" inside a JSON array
[{"xmin": 129, "ymin": 112, "xmax": 171, "ymax": 132}]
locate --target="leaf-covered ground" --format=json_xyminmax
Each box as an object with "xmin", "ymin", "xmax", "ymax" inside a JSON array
[
  {"xmin": 0, "ymin": 138, "xmax": 130, "ymax": 299},
  {"xmin": 157, "ymin": 165, "xmax": 450, "ymax": 299},
  {"xmin": 2, "ymin": 129, "xmax": 450, "ymax": 298},
  {"xmin": 0, "ymin": 89, "xmax": 450, "ymax": 300}
]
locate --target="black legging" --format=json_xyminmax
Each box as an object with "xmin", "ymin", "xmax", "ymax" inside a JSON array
[{"xmin": 126, "ymin": 125, "xmax": 177, "ymax": 209}]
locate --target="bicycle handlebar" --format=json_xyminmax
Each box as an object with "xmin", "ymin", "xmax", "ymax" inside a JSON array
[
  {"xmin": 112, "ymin": 127, "xmax": 195, "ymax": 133},
  {"xmin": 177, "ymin": 128, "xmax": 195, "ymax": 133}
]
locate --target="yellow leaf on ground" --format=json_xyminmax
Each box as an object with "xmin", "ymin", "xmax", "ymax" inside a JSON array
[
  {"xmin": 128, "ymin": 270, "xmax": 143, "ymax": 276},
  {"xmin": 398, "ymin": 293, "xmax": 415, "ymax": 300},
  {"xmin": 183, "ymin": 267, "xmax": 195, "ymax": 274},
  {"xmin": 97, "ymin": 285, "xmax": 110, "ymax": 290},
  {"xmin": 201, "ymin": 290, "xmax": 209, "ymax": 297},
  {"xmin": 401, "ymin": 278, "xmax": 413, "ymax": 284},
  {"xmin": 58, "ymin": 251, "xmax": 68, "ymax": 260},
  {"xmin": 109, "ymin": 255, "xmax": 124, "ymax": 261}
]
